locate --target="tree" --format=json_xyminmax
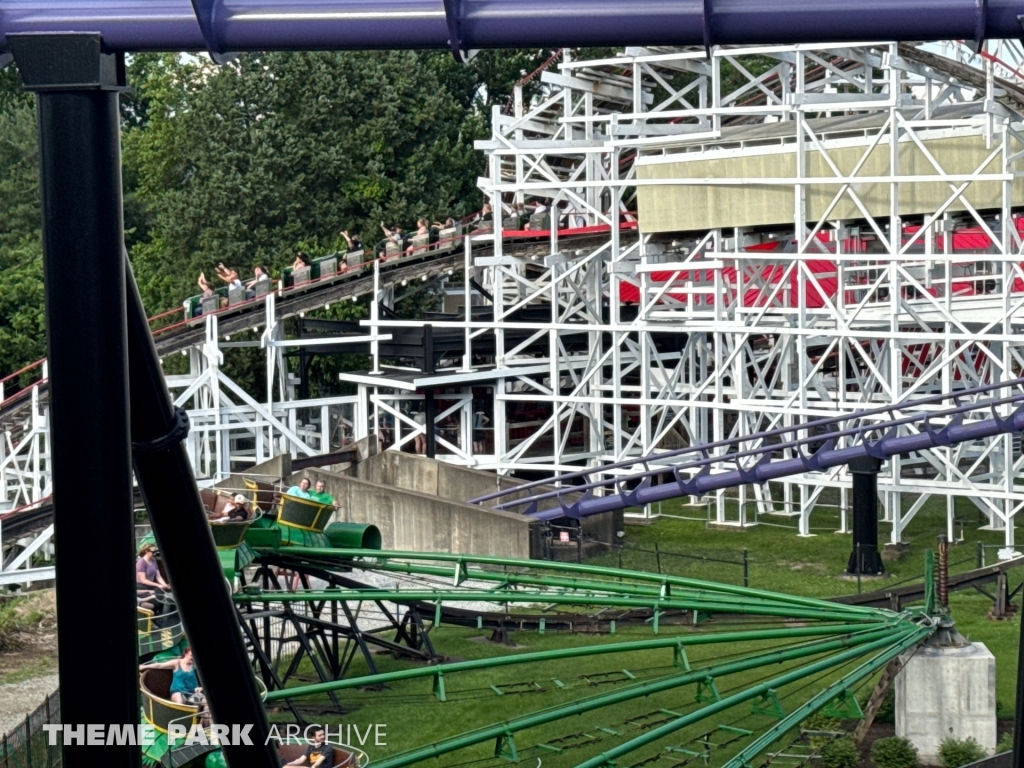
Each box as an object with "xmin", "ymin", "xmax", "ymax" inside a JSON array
[
  {"xmin": 124, "ymin": 50, "xmax": 502, "ymax": 313},
  {"xmin": 0, "ymin": 46, "xmax": 578, "ymax": 381},
  {"xmin": 0, "ymin": 66, "xmax": 46, "ymax": 378}
]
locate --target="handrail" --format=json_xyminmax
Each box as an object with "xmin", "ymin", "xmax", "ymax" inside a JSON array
[
  {"xmin": 0, "ymin": 494, "xmax": 52, "ymax": 520},
  {"xmin": 0, "ymin": 358, "xmax": 44, "ymax": 386}
]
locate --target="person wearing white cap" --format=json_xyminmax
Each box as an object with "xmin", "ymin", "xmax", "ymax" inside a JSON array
[{"xmin": 210, "ymin": 493, "xmax": 250, "ymax": 521}]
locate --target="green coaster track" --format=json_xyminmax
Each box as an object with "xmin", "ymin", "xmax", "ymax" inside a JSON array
[
  {"xmin": 137, "ymin": 499, "xmax": 936, "ymax": 768},
  {"xmin": 243, "ymin": 548, "xmax": 927, "ymax": 767}
]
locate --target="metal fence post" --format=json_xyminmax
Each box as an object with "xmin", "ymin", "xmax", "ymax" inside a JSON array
[
  {"xmin": 655, "ymin": 543, "xmax": 662, "ymax": 574},
  {"xmin": 937, "ymin": 534, "xmax": 949, "ymax": 609},
  {"xmin": 856, "ymin": 542, "xmax": 862, "ymax": 594},
  {"xmin": 978, "ymin": 541, "xmax": 984, "ymax": 569},
  {"xmin": 924, "ymin": 550, "xmax": 936, "ymax": 615},
  {"xmin": 46, "ymin": 695, "xmax": 53, "ymax": 768},
  {"xmin": 23, "ymin": 717, "xmax": 30, "ymax": 768},
  {"xmin": 742, "ymin": 548, "xmax": 749, "ymax": 588}
]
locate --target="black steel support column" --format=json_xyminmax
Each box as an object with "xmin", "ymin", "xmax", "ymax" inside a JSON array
[
  {"xmin": 1016, "ymin": 587, "xmax": 1024, "ymax": 768},
  {"xmin": 425, "ymin": 389, "xmax": 437, "ymax": 458},
  {"xmin": 846, "ymin": 455, "xmax": 885, "ymax": 575},
  {"xmin": 8, "ymin": 34, "xmax": 138, "ymax": 768},
  {"xmin": 125, "ymin": 265, "xmax": 280, "ymax": 768}
]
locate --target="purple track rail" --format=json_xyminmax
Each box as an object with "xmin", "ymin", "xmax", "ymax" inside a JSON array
[
  {"xmin": 470, "ymin": 379, "xmax": 1024, "ymax": 521},
  {"xmin": 1, "ymin": 1, "xmax": 1023, "ymax": 59}
]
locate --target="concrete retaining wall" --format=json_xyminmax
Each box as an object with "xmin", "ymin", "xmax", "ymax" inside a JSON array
[
  {"xmin": 233, "ymin": 451, "xmax": 619, "ymax": 559},
  {"xmin": 283, "ymin": 466, "xmax": 533, "ymax": 558},
  {"xmin": 356, "ymin": 452, "xmax": 621, "ymax": 548}
]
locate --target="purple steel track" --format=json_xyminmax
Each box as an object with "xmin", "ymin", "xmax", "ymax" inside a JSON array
[
  {"xmin": 1, "ymin": 0, "xmax": 1024, "ymax": 58},
  {"xmin": 470, "ymin": 380, "xmax": 1024, "ymax": 522}
]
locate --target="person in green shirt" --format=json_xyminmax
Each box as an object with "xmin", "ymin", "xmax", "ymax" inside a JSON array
[{"xmin": 312, "ymin": 479, "xmax": 334, "ymax": 505}]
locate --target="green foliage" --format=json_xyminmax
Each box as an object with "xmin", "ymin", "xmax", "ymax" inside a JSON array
[
  {"xmin": 0, "ymin": 64, "xmax": 32, "ymax": 113},
  {"xmin": 821, "ymin": 737, "xmax": 860, "ymax": 768},
  {"xmin": 123, "ymin": 50, "xmax": 512, "ymax": 314},
  {"xmin": 0, "ymin": 102, "xmax": 40, "ymax": 252},
  {"xmin": 0, "ymin": 47, "xmax": 557, "ymax": 381},
  {"xmin": 997, "ymin": 731, "xmax": 1013, "ymax": 754},
  {"xmin": 803, "ymin": 713, "xmax": 842, "ymax": 731},
  {"xmin": 0, "ymin": 71, "xmax": 46, "ymax": 378},
  {"xmin": 803, "ymin": 713, "xmax": 842, "ymax": 752},
  {"xmin": 938, "ymin": 737, "xmax": 986, "ymax": 768},
  {"xmin": 872, "ymin": 736, "xmax": 919, "ymax": 768},
  {"xmin": 0, "ymin": 241, "xmax": 45, "ymax": 377},
  {"xmin": 0, "ymin": 598, "xmax": 32, "ymax": 652}
]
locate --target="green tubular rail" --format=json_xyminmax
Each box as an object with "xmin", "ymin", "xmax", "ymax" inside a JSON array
[
  {"xmin": 277, "ymin": 554, "xmax": 848, "ymax": 610},
  {"xmin": 367, "ymin": 623, "xmax": 924, "ymax": 768},
  {"xmin": 268, "ymin": 547, "xmax": 883, "ymax": 615},
  {"xmin": 718, "ymin": 629, "xmax": 925, "ymax": 768},
  {"xmin": 572, "ymin": 625, "xmax": 932, "ymax": 768},
  {"xmin": 233, "ymin": 587, "xmax": 872, "ymax": 622},
  {"xmin": 253, "ymin": 548, "xmax": 880, "ymax": 622},
  {"xmin": 264, "ymin": 621, "xmax": 898, "ymax": 702}
]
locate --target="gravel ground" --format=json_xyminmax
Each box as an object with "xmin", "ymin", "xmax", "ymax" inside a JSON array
[{"xmin": 0, "ymin": 673, "xmax": 59, "ymax": 735}]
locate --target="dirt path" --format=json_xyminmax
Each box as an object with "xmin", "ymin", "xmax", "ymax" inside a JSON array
[
  {"xmin": 0, "ymin": 590, "xmax": 58, "ymax": 736},
  {"xmin": 0, "ymin": 673, "xmax": 59, "ymax": 735}
]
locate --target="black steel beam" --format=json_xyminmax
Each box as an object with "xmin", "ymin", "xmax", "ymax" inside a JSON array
[
  {"xmin": 846, "ymin": 455, "xmax": 885, "ymax": 575},
  {"xmin": 125, "ymin": 263, "xmax": 280, "ymax": 768},
  {"xmin": 8, "ymin": 33, "xmax": 139, "ymax": 768}
]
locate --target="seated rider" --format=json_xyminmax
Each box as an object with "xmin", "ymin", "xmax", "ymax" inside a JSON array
[
  {"xmin": 292, "ymin": 252, "xmax": 312, "ymax": 272},
  {"xmin": 286, "ymin": 477, "xmax": 313, "ymax": 499},
  {"xmin": 197, "ymin": 272, "xmax": 214, "ymax": 298},
  {"xmin": 215, "ymin": 262, "xmax": 242, "ymax": 290},
  {"xmin": 136, "ymin": 543, "xmax": 170, "ymax": 594},
  {"xmin": 282, "ymin": 727, "xmax": 333, "ymax": 768},
  {"xmin": 245, "ymin": 266, "xmax": 270, "ymax": 297},
  {"xmin": 141, "ymin": 647, "xmax": 204, "ymax": 705},
  {"xmin": 340, "ymin": 230, "xmax": 363, "ymax": 253},
  {"xmin": 379, "ymin": 222, "xmax": 405, "ymax": 259},
  {"xmin": 312, "ymin": 479, "xmax": 334, "ymax": 505},
  {"xmin": 210, "ymin": 494, "xmax": 250, "ymax": 521}
]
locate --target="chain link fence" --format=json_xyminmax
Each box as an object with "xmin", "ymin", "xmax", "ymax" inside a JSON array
[
  {"xmin": 0, "ymin": 690, "xmax": 60, "ymax": 768},
  {"xmin": 546, "ymin": 523, "xmax": 1019, "ymax": 602}
]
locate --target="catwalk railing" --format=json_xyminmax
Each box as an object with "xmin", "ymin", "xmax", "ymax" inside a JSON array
[{"xmin": 471, "ymin": 378, "xmax": 1024, "ymax": 521}]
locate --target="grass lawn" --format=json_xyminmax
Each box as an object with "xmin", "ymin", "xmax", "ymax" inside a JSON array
[
  {"xmin": 280, "ymin": 620, "xmax": 913, "ymax": 767},
  {"xmin": 613, "ymin": 492, "xmax": 1023, "ymax": 711},
  {"xmin": 611, "ymin": 489, "xmax": 1018, "ymax": 597}
]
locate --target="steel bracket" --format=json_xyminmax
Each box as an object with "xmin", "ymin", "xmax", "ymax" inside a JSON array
[
  {"xmin": 823, "ymin": 690, "xmax": 865, "ymax": 720},
  {"xmin": 495, "ymin": 729, "xmax": 519, "ymax": 762},
  {"xmin": 751, "ymin": 689, "xmax": 786, "ymax": 719},
  {"xmin": 696, "ymin": 676, "xmax": 722, "ymax": 703}
]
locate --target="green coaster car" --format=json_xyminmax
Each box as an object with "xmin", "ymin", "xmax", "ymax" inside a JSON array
[
  {"xmin": 140, "ymin": 668, "xmax": 201, "ymax": 735},
  {"xmin": 276, "ymin": 493, "xmax": 334, "ymax": 534}
]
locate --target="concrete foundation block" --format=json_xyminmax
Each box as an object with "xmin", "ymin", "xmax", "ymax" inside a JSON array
[
  {"xmin": 895, "ymin": 641, "xmax": 996, "ymax": 764},
  {"xmin": 882, "ymin": 542, "xmax": 911, "ymax": 562}
]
